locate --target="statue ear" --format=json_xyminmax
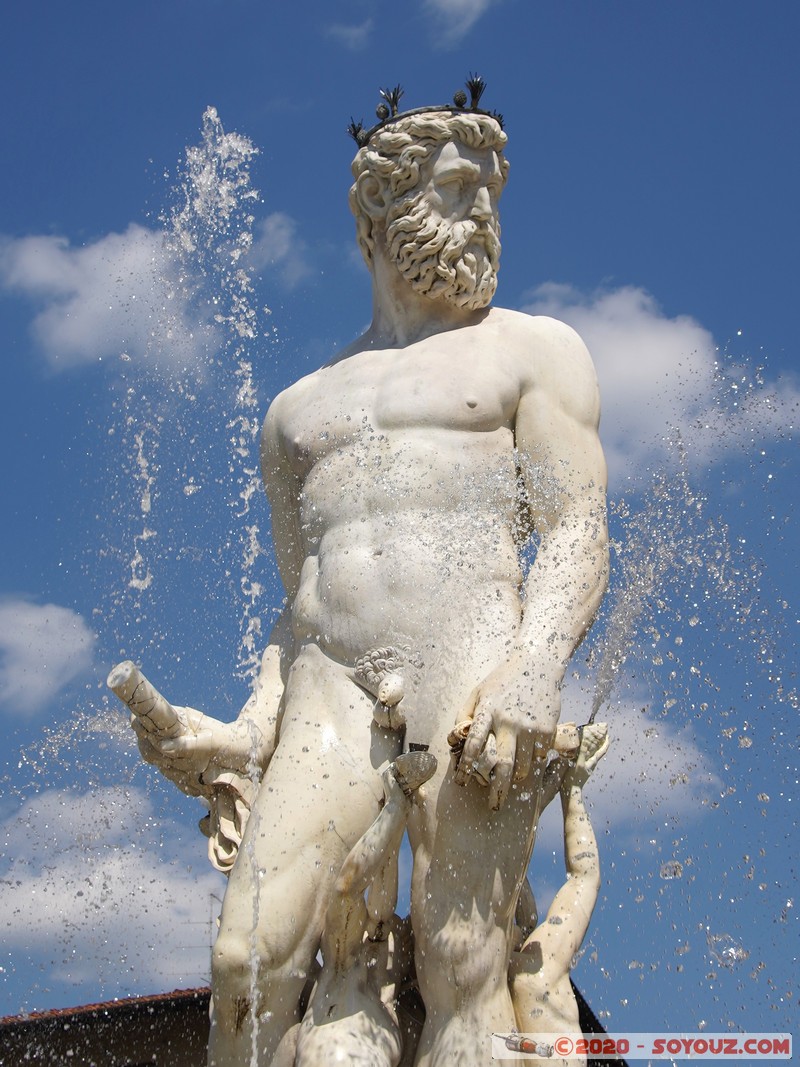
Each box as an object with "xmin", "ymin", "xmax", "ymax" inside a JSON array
[{"xmin": 355, "ymin": 173, "xmax": 388, "ymax": 221}]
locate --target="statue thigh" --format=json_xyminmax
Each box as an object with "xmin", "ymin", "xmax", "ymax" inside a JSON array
[
  {"xmin": 213, "ymin": 649, "xmax": 400, "ymax": 999},
  {"xmin": 409, "ymin": 761, "xmax": 543, "ymax": 1005}
]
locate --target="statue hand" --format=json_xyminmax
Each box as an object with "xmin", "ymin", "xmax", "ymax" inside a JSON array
[
  {"xmin": 454, "ymin": 652, "xmax": 561, "ymax": 811},
  {"xmin": 133, "ymin": 709, "xmax": 264, "ymax": 796},
  {"xmin": 561, "ymin": 722, "xmax": 609, "ymax": 788}
]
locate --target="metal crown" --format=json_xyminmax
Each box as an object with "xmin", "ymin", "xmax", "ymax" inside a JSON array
[{"xmin": 347, "ymin": 74, "xmax": 504, "ymax": 147}]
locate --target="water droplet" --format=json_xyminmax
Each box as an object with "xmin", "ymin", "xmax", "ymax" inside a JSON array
[
  {"xmin": 706, "ymin": 932, "xmax": 749, "ymax": 967},
  {"xmin": 660, "ymin": 860, "xmax": 683, "ymax": 880}
]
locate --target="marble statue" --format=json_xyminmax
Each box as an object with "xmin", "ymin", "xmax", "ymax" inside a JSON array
[
  {"xmin": 508, "ymin": 722, "xmax": 610, "ymax": 1065},
  {"xmin": 111, "ymin": 78, "xmax": 610, "ymax": 1067},
  {"xmin": 272, "ymin": 751, "xmax": 437, "ymax": 1067}
]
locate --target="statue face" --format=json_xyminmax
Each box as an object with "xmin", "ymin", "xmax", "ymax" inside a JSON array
[
  {"xmin": 385, "ymin": 139, "xmax": 504, "ymax": 310},
  {"xmin": 423, "ymin": 139, "xmax": 504, "ymax": 233}
]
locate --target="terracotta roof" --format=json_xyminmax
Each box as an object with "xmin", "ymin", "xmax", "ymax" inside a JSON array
[{"xmin": 0, "ymin": 986, "xmax": 210, "ymax": 1027}]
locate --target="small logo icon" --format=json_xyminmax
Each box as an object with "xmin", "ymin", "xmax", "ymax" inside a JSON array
[{"xmin": 495, "ymin": 1032, "xmax": 555, "ymax": 1057}]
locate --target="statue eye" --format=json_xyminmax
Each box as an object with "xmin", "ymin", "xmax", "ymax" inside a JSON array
[{"xmin": 441, "ymin": 175, "xmax": 466, "ymax": 193}]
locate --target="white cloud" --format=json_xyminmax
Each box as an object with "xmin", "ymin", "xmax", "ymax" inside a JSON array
[
  {"xmin": 520, "ymin": 283, "xmax": 800, "ymax": 486},
  {"xmin": 325, "ymin": 18, "xmax": 373, "ymax": 50},
  {"xmin": 0, "ymin": 720, "xmax": 719, "ymax": 1013},
  {"xmin": 534, "ymin": 691, "xmax": 722, "ymax": 888},
  {"xmin": 0, "ymin": 786, "xmax": 225, "ymax": 1011},
  {"xmin": 248, "ymin": 212, "xmax": 312, "ymax": 289},
  {"xmin": 563, "ymin": 679, "xmax": 720, "ymax": 822},
  {"xmin": 0, "ymin": 599, "xmax": 95, "ymax": 717},
  {"xmin": 529, "ymin": 696, "xmax": 722, "ymax": 924},
  {"xmin": 582, "ymin": 704, "xmax": 720, "ymax": 824},
  {"xmin": 0, "ymin": 225, "xmax": 217, "ymax": 372},
  {"xmin": 423, "ymin": 0, "xmax": 497, "ymax": 45},
  {"xmin": 0, "ymin": 211, "xmax": 313, "ymax": 372}
]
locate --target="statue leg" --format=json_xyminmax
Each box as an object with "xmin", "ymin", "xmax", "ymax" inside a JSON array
[
  {"xmin": 408, "ymin": 751, "xmax": 545, "ymax": 1067},
  {"xmin": 207, "ymin": 646, "xmax": 400, "ymax": 1067}
]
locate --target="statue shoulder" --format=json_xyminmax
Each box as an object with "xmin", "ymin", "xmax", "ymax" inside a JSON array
[
  {"xmin": 490, "ymin": 308, "xmax": 594, "ymax": 364},
  {"xmin": 260, "ymin": 373, "xmax": 316, "ymax": 464},
  {"xmin": 490, "ymin": 308, "xmax": 601, "ymax": 428},
  {"xmin": 263, "ymin": 370, "xmax": 318, "ymax": 426}
]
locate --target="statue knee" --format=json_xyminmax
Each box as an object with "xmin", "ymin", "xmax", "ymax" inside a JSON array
[
  {"xmin": 212, "ymin": 930, "xmax": 258, "ymax": 1000},
  {"xmin": 212, "ymin": 925, "xmax": 313, "ymax": 1023},
  {"xmin": 212, "ymin": 931, "xmax": 285, "ymax": 1037}
]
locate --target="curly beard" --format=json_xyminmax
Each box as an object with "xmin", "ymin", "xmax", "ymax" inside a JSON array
[{"xmin": 385, "ymin": 192, "xmax": 501, "ymax": 310}]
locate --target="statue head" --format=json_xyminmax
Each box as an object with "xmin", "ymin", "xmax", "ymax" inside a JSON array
[{"xmin": 349, "ymin": 111, "xmax": 509, "ymax": 310}]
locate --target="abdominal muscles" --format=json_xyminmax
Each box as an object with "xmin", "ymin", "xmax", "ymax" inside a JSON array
[
  {"xmin": 286, "ymin": 426, "xmax": 527, "ymax": 732},
  {"xmin": 291, "ymin": 510, "xmax": 524, "ymax": 736}
]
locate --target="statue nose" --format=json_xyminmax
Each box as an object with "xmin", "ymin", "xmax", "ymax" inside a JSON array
[{"xmin": 471, "ymin": 186, "xmax": 493, "ymax": 221}]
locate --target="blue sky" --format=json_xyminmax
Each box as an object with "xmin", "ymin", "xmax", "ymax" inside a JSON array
[{"xmin": 0, "ymin": 0, "xmax": 796, "ymax": 1050}]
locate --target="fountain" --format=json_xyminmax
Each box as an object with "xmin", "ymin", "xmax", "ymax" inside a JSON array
[
  {"xmin": 2, "ymin": 85, "xmax": 795, "ymax": 1067},
  {"xmin": 104, "ymin": 82, "xmax": 622, "ymax": 1066}
]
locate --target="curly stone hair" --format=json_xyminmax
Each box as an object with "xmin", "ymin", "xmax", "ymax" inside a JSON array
[{"xmin": 349, "ymin": 111, "xmax": 509, "ymax": 267}]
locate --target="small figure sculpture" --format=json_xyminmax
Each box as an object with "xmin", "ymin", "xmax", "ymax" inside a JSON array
[
  {"xmin": 509, "ymin": 723, "xmax": 610, "ymax": 1064},
  {"xmin": 272, "ymin": 751, "xmax": 437, "ymax": 1067},
  {"xmin": 114, "ymin": 77, "xmax": 609, "ymax": 1066}
]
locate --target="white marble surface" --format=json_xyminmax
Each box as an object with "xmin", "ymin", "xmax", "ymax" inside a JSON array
[{"xmin": 111, "ymin": 108, "xmax": 610, "ymax": 1066}]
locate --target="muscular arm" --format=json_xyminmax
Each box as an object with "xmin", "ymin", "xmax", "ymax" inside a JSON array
[
  {"xmin": 155, "ymin": 392, "xmax": 302, "ymax": 773},
  {"xmin": 458, "ymin": 318, "xmax": 609, "ymax": 808},
  {"xmin": 521, "ymin": 728, "xmax": 608, "ymax": 978},
  {"xmin": 260, "ymin": 393, "xmax": 305, "ymax": 600},
  {"xmin": 201, "ymin": 604, "xmax": 292, "ymax": 775},
  {"xmin": 515, "ymin": 325, "xmax": 608, "ymax": 674}
]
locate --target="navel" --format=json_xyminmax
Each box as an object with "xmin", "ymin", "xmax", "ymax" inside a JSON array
[{"xmin": 465, "ymin": 397, "xmax": 478, "ymax": 409}]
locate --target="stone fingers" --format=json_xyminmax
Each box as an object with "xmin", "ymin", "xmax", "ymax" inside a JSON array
[
  {"xmin": 471, "ymin": 732, "xmax": 498, "ymax": 787},
  {"xmin": 131, "ymin": 711, "xmax": 209, "ymax": 766},
  {"xmin": 160, "ymin": 730, "xmax": 203, "ymax": 759},
  {"xmin": 512, "ymin": 730, "xmax": 534, "ymax": 784},
  {"xmin": 489, "ymin": 727, "xmax": 516, "ymax": 810},
  {"xmin": 131, "ymin": 718, "xmax": 163, "ymax": 765},
  {"xmin": 453, "ymin": 708, "xmax": 492, "ymax": 786},
  {"xmin": 582, "ymin": 728, "xmax": 610, "ymax": 774}
]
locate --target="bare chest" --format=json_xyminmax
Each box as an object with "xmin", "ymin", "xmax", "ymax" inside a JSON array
[{"xmin": 276, "ymin": 343, "xmax": 520, "ymax": 476}]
